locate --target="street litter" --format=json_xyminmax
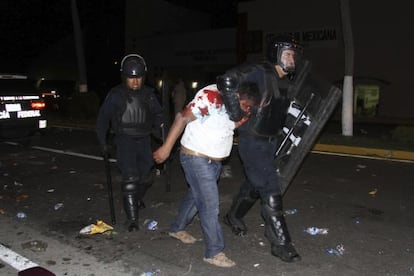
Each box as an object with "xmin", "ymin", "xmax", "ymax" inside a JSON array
[
  {"xmin": 326, "ymin": 244, "xmax": 345, "ymax": 256},
  {"xmin": 0, "ymin": 208, "xmax": 6, "ymax": 214},
  {"xmin": 16, "ymin": 212, "xmax": 27, "ymax": 220},
  {"xmin": 140, "ymin": 269, "xmax": 160, "ymax": 276},
  {"xmin": 369, "ymin": 188, "xmax": 378, "ymax": 196},
  {"xmin": 304, "ymin": 227, "xmax": 329, "ymax": 235},
  {"xmin": 14, "ymin": 181, "xmax": 23, "ymax": 186},
  {"xmin": 144, "ymin": 219, "xmax": 158, "ymax": 231},
  {"xmin": 16, "ymin": 194, "xmax": 29, "ymax": 202},
  {"xmin": 21, "ymin": 240, "xmax": 48, "ymax": 252},
  {"xmin": 284, "ymin": 208, "xmax": 298, "ymax": 215},
  {"xmin": 47, "ymin": 189, "xmax": 55, "ymax": 193},
  {"xmin": 54, "ymin": 203, "xmax": 64, "ymax": 210},
  {"xmin": 253, "ymin": 263, "xmax": 260, "ymax": 267},
  {"xmin": 79, "ymin": 220, "xmax": 113, "ymax": 235},
  {"xmin": 151, "ymin": 202, "xmax": 164, "ymax": 208}
]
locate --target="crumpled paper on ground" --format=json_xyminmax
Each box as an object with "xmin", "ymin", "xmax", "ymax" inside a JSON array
[{"xmin": 79, "ymin": 220, "xmax": 113, "ymax": 235}]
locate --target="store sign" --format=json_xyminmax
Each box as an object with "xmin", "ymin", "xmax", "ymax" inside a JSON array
[{"xmin": 268, "ymin": 28, "xmax": 339, "ymax": 48}]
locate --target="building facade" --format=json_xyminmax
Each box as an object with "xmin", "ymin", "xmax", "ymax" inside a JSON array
[{"xmin": 237, "ymin": 0, "xmax": 413, "ymax": 120}]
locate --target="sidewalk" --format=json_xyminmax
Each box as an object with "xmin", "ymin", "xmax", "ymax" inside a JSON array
[{"xmin": 315, "ymin": 121, "xmax": 414, "ymax": 161}]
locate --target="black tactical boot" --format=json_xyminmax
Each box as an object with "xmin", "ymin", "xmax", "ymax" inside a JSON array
[
  {"xmin": 224, "ymin": 191, "xmax": 258, "ymax": 236},
  {"xmin": 262, "ymin": 194, "xmax": 301, "ymax": 262},
  {"xmin": 123, "ymin": 193, "xmax": 139, "ymax": 232}
]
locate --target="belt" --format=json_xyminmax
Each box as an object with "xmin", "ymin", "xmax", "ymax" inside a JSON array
[{"xmin": 180, "ymin": 146, "xmax": 224, "ymax": 162}]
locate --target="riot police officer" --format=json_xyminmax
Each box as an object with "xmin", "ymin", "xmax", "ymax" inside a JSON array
[
  {"xmin": 217, "ymin": 36, "xmax": 303, "ymax": 262},
  {"xmin": 96, "ymin": 54, "xmax": 163, "ymax": 231}
]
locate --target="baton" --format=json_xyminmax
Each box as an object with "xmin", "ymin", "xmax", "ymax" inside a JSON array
[{"xmin": 103, "ymin": 149, "xmax": 116, "ymax": 225}]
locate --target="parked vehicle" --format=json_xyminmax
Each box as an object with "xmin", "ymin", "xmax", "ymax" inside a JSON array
[
  {"xmin": 36, "ymin": 79, "xmax": 75, "ymax": 112},
  {"xmin": 0, "ymin": 74, "xmax": 47, "ymax": 140}
]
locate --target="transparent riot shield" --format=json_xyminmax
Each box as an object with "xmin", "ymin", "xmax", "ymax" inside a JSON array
[{"xmin": 274, "ymin": 61, "xmax": 342, "ymax": 194}]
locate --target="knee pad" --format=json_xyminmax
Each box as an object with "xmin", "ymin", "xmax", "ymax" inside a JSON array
[
  {"xmin": 122, "ymin": 176, "xmax": 139, "ymax": 193},
  {"xmin": 264, "ymin": 193, "xmax": 283, "ymax": 210}
]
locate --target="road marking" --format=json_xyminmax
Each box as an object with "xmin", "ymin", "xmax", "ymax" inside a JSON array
[
  {"xmin": 3, "ymin": 142, "xmax": 117, "ymax": 163},
  {"xmin": 3, "ymin": 141, "xmax": 413, "ymax": 164},
  {"xmin": 0, "ymin": 243, "xmax": 38, "ymax": 271}
]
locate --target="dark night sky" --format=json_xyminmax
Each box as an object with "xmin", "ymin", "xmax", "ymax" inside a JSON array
[
  {"xmin": 0, "ymin": 0, "xmax": 239, "ymax": 94},
  {"xmin": 1, "ymin": 0, "xmax": 238, "ymax": 72},
  {"xmin": 1, "ymin": 0, "xmax": 125, "ymax": 73}
]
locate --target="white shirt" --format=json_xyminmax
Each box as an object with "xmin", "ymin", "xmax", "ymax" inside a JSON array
[{"xmin": 180, "ymin": 84, "xmax": 235, "ymax": 158}]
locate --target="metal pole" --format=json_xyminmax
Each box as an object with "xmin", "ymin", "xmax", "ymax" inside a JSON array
[{"xmin": 275, "ymin": 93, "xmax": 315, "ymax": 157}]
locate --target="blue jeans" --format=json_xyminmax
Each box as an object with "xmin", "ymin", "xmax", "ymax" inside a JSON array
[{"xmin": 169, "ymin": 152, "xmax": 224, "ymax": 258}]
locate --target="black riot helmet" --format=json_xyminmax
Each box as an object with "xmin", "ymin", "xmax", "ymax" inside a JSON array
[
  {"xmin": 266, "ymin": 35, "xmax": 303, "ymax": 73},
  {"xmin": 120, "ymin": 54, "xmax": 147, "ymax": 77}
]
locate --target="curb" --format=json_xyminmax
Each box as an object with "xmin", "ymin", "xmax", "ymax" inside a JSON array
[
  {"xmin": 312, "ymin": 144, "xmax": 414, "ymax": 162},
  {"xmin": 49, "ymin": 123, "xmax": 414, "ymax": 162}
]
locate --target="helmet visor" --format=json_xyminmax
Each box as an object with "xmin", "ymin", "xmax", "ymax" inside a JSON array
[{"xmin": 279, "ymin": 46, "xmax": 302, "ymax": 73}]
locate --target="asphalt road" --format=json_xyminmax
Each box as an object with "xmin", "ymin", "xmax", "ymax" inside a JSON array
[{"xmin": 1, "ymin": 128, "xmax": 413, "ymax": 275}]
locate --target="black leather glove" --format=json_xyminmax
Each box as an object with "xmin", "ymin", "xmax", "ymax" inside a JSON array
[{"xmin": 217, "ymin": 74, "xmax": 244, "ymax": 122}]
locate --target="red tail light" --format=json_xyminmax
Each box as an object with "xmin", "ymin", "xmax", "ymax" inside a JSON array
[{"xmin": 31, "ymin": 100, "xmax": 46, "ymax": 110}]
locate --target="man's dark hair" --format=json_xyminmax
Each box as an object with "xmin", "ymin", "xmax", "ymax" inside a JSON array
[{"xmin": 238, "ymin": 82, "xmax": 261, "ymax": 105}]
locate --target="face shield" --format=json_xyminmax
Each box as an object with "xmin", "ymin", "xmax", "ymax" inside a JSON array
[{"xmin": 277, "ymin": 45, "xmax": 302, "ymax": 73}]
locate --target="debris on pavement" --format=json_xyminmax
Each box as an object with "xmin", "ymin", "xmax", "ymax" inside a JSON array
[
  {"xmin": 326, "ymin": 244, "xmax": 345, "ymax": 256},
  {"xmin": 144, "ymin": 219, "xmax": 158, "ymax": 231},
  {"xmin": 16, "ymin": 212, "xmax": 27, "ymax": 220},
  {"xmin": 304, "ymin": 227, "xmax": 329, "ymax": 235},
  {"xmin": 151, "ymin": 202, "xmax": 164, "ymax": 208},
  {"xmin": 79, "ymin": 220, "xmax": 114, "ymax": 235},
  {"xmin": 284, "ymin": 208, "xmax": 298, "ymax": 215},
  {"xmin": 54, "ymin": 203, "xmax": 64, "ymax": 210},
  {"xmin": 21, "ymin": 240, "xmax": 48, "ymax": 252},
  {"xmin": 14, "ymin": 180, "xmax": 23, "ymax": 186},
  {"xmin": 16, "ymin": 194, "xmax": 29, "ymax": 202},
  {"xmin": 369, "ymin": 188, "xmax": 378, "ymax": 196},
  {"xmin": 140, "ymin": 269, "xmax": 161, "ymax": 276}
]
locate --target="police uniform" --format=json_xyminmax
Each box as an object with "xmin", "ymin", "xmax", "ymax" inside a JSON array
[
  {"xmin": 217, "ymin": 36, "xmax": 303, "ymax": 262},
  {"xmin": 96, "ymin": 54, "xmax": 163, "ymax": 231}
]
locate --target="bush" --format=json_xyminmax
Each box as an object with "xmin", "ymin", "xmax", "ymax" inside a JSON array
[{"xmin": 392, "ymin": 125, "xmax": 414, "ymax": 143}]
